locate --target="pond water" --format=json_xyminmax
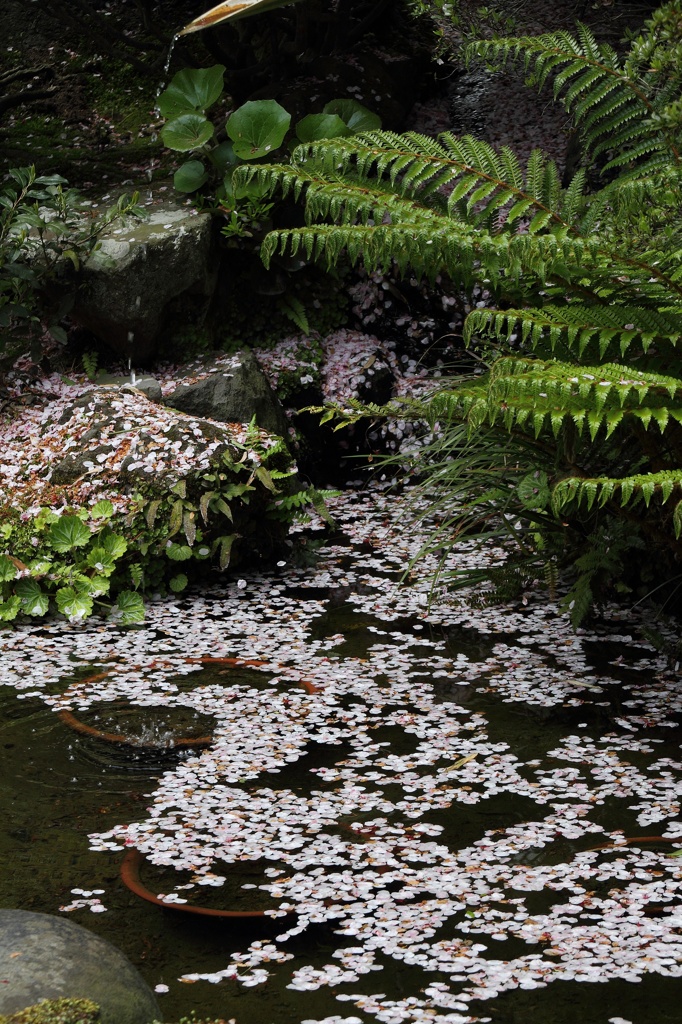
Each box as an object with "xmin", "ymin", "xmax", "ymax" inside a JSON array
[{"xmin": 1, "ymin": 487, "xmax": 681, "ymax": 1024}]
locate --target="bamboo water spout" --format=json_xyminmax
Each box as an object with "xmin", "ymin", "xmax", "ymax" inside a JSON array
[{"xmin": 179, "ymin": 0, "xmax": 305, "ymax": 36}]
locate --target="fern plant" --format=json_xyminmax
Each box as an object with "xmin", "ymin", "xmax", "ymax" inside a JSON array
[{"xmin": 235, "ymin": 1, "xmax": 682, "ymax": 623}]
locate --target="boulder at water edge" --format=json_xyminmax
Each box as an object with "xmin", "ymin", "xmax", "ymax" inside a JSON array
[
  {"xmin": 71, "ymin": 202, "xmax": 216, "ymax": 363},
  {"xmin": 166, "ymin": 351, "xmax": 290, "ymax": 437},
  {"xmin": 0, "ymin": 910, "xmax": 160, "ymax": 1024}
]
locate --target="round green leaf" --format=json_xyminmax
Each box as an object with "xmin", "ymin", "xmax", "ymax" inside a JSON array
[
  {"xmin": 0, "ymin": 596, "xmax": 21, "ymax": 622},
  {"xmin": 91, "ymin": 500, "xmax": 114, "ymax": 519},
  {"xmin": 56, "ymin": 586, "xmax": 93, "ymax": 622},
  {"xmin": 227, "ymin": 100, "xmax": 291, "ymax": 159},
  {"xmin": 322, "ymin": 99, "xmax": 381, "ymax": 133},
  {"xmin": 0, "ymin": 554, "xmax": 17, "ymax": 582},
  {"xmin": 87, "ymin": 575, "xmax": 111, "ymax": 598},
  {"xmin": 517, "ymin": 471, "xmax": 551, "ymax": 510},
  {"xmin": 157, "ymin": 65, "xmax": 226, "ymax": 118},
  {"xmin": 210, "ymin": 141, "xmax": 238, "ymax": 174},
  {"xmin": 161, "ymin": 114, "xmax": 214, "ymax": 153},
  {"xmin": 100, "ymin": 532, "xmax": 127, "ymax": 559},
  {"xmin": 47, "ymin": 516, "xmax": 92, "ymax": 553},
  {"xmin": 169, "ymin": 573, "xmax": 189, "ymax": 593},
  {"xmin": 295, "ymin": 113, "xmax": 350, "ymax": 143},
  {"xmin": 114, "ymin": 590, "xmax": 145, "ymax": 625},
  {"xmin": 85, "ymin": 547, "xmax": 117, "ymax": 575},
  {"xmin": 167, "ymin": 542, "xmax": 192, "ymax": 561},
  {"xmin": 15, "ymin": 579, "xmax": 49, "ymax": 616},
  {"xmin": 174, "ymin": 159, "xmax": 209, "ymax": 193}
]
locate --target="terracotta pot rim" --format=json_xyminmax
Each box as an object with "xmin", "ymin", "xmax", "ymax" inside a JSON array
[
  {"xmin": 121, "ymin": 848, "xmax": 293, "ymax": 919},
  {"xmin": 57, "ymin": 657, "xmax": 319, "ymax": 748}
]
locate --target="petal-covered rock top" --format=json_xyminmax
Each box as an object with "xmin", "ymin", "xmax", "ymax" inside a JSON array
[{"xmin": 0, "ymin": 374, "xmax": 296, "ymax": 623}]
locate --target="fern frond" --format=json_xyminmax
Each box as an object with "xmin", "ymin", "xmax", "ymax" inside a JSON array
[
  {"xmin": 466, "ymin": 6, "xmax": 681, "ymax": 172},
  {"xmin": 552, "ymin": 470, "xmax": 682, "ymax": 517},
  {"xmin": 430, "ymin": 355, "xmax": 682, "ymax": 445},
  {"xmin": 294, "ymin": 132, "xmax": 577, "ymax": 230},
  {"xmin": 465, "ymin": 304, "xmax": 682, "ymax": 360}
]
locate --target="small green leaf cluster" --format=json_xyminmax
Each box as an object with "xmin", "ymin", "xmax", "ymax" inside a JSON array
[
  {"xmin": 270, "ymin": 485, "xmax": 339, "ymax": 526},
  {"xmin": 0, "ymin": 424, "xmax": 304, "ymax": 626},
  {"xmin": 0, "ymin": 167, "xmax": 143, "ymax": 364},
  {"xmin": 158, "ymin": 65, "xmax": 379, "ymax": 241},
  {"xmin": 156, "ymin": 67, "xmax": 374, "ymax": 348},
  {"xmin": 0, "ymin": 501, "xmax": 142, "ymax": 625}
]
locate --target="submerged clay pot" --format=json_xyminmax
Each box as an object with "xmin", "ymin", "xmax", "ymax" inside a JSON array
[{"xmin": 0, "ymin": 910, "xmax": 160, "ymax": 1024}]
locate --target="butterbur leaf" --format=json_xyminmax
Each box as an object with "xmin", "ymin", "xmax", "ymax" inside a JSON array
[
  {"xmin": 174, "ymin": 160, "xmax": 209, "ymax": 193},
  {"xmin": 322, "ymin": 99, "xmax": 381, "ymax": 133},
  {"xmin": 161, "ymin": 114, "xmax": 214, "ymax": 153},
  {"xmin": 47, "ymin": 516, "xmax": 91, "ymax": 553},
  {"xmin": 227, "ymin": 100, "xmax": 291, "ymax": 159},
  {"xmin": 56, "ymin": 587, "xmax": 93, "ymax": 622},
  {"xmin": 166, "ymin": 542, "xmax": 193, "ymax": 561},
  {"xmin": 158, "ymin": 65, "xmax": 225, "ymax": 117},
  {"xmin": 517, "ymin": 471, "xmax": 551, "ymax": 510},
  {"xmin": 295, "ymin": 114, "xmax": 349, "ymax": 143},
  {"xmin": 210, "ymin": 141, "xmax": 238, "ymax": 174},
  {"xmin": 115, "ymin": 591, "xmax": 145, "ymax": 624},
  {"xmin": 15, "ymin": 579, "xmax": 49, "ymax": 616},
  {"xmin": 169, "ymin": 573, "xmax": 189, "ymax": 593}
]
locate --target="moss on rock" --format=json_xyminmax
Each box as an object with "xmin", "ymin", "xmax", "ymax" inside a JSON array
[{"xmin": 0, "ymin": 998, "xmax": 100, "ymax": 1024}]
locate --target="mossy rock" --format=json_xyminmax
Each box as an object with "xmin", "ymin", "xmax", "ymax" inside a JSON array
[
  {"xmin": 0, "ymin": 911, "xmax": 160, "ymax": 1024},
  {"xmin": 0, "ymin": 998, "xmax": 100, "ymax": 1024}
]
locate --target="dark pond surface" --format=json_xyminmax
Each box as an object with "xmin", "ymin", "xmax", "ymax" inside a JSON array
[{"xmin": 1, "ymin": 491, "xmax": 681, "ymax": 1024}]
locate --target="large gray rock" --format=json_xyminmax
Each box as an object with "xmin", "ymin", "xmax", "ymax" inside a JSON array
[
  {"xmin": 8, "ymin": 383, "xmax": 295, "ymax": 574},
  {"xmin": 72, "ymin": 203, "xmax": 216, "ymax": 362},
  {"xmin": 0, "ymin": 910, "xmax": 160, "ymax": 1024},
  {"xmin": 166, "ymin": 351, "xmax": 290, "ymax": 438}
]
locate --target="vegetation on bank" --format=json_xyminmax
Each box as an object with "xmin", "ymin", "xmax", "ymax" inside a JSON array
[
  {"xmin": 0, "ymin": 421, "xmax": 298, "ymax": 625},
  {"xmin": 0, "ymin": 997, "xmax": 232, "ymax": 1024},
  {"xmin": 2, "ymin": 0, "xmax": 682, "ymax": 630},
  {"xmin": 238, "ymin": 0, "xmax": 682, "ymax": 624}
]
